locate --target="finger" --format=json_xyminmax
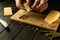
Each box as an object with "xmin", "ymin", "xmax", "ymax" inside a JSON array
[
  {"xmin": 31, "ymin": 0, "xmax": 40, "ymax": 9},
  {"xmin": 35, "ymin": 2, "xmax": 48, "ymax": 12},
  {"xmin": 36, "ymin": 0, "xmax": 45, "ymax": 8},
  {"xmin": 17, "ymin": 4, "xmax": 25, "ymax": 9},
  {"xmin": 26, "ymin": 0, "xmax": 31, "ymax": 6},
  {"xmin": 15, "ymin": 0, "xmax": 25, "ymax": 9}
]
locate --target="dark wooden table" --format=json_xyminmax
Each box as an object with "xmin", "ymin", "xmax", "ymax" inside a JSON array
[{"xmin": 0, "ymin": 0, "xmax": 60, "ymax": 40}]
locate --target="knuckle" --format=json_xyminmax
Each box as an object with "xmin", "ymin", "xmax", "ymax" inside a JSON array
[
  {"xmin": 16, "ymin": 5, "xmax": 19, "ymax": 7},
  {"xmin": 16, "ymin": 5, "xmax": 20, "ymax": 8},
  {"xmin": 16, "ymin": 4, "xmax": 20, "ymax": 7},
  {"xmin": 35, "ymin": 2, "xmax": 48, "ymax": 12}
]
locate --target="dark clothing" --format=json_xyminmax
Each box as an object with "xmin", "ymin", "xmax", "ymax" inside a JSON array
[
  {"xmin": 42, "ymin": 0, "xmax": 60, "ymax": 14},
  {"xmin": 48, "ymin": 0, "xmax": 60, "ymax": 11}
]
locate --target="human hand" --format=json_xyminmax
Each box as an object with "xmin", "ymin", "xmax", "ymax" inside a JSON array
[{"xmin": 15, "ymin": 0, "xmax": 48, "ymax": 12}]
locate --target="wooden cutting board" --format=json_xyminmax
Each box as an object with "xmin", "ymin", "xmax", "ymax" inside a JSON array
[{"xmin": 10, "ymin": 11, "xmax": 60, "ymax": 31}]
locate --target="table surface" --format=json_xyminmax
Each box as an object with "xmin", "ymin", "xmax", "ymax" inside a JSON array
[{"xmin": 0, "ymin": 0, "xmax": 60, "ymax": 40}]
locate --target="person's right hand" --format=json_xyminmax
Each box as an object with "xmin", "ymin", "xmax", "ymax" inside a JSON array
[
  {"xmin": 15, "ymin": 0, "xmax": 48, "ymax": 12},
  {"xmin": 15, "ymin": 0, "xmax": 25, "ymax": 9}
]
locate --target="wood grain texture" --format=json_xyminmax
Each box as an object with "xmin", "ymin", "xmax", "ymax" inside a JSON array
[
  {"xmin": 33, "ymin": 31, "xmax": 49, "ymax": 40},
  {"xmin": 14, "ymin": 26, "xmax": 38, "ymax": 40},
  {"xmin": 10, "ymin": 11, "xmax": 59, "ymax": 31},
  {"xmin": 0, "ymin": 23, "xmax": 4, "ymax": 33},
  {"xmin": 0, "ymin": 22, "xmax": 25, "ymax": 40},
  {"xmin": 0, "ymin": 0, "xmax": 60, "ymax": 40}
]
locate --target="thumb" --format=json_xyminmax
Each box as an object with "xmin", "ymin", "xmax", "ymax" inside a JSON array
[
  {"xmin": 15, "ymin": 0, "xmax": 25, "ymax": 9},
  {"xmin": 26, "ymin": 0, "xmax": 31, "ymax": 6}
]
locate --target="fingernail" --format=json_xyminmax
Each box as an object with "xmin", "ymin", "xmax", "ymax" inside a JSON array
[{"xmin": 31, "ymin": 5, "xmax": 35, "ymax": 9}]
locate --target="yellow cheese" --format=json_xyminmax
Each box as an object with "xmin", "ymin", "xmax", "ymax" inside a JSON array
[
  {"xmin": 4, "ymin": 7, "xmax": 12, "ymax": 16},
  {"xmin": 59, "ymin": 13, "xmax": 60, "ymax": 17},
  {"xmin": 44, "ymin": 10, "xmax": 59, "ymax": 24},
  {"xmin": 24, "ymin": 3, "xmax": 31, "ymax": 11}
]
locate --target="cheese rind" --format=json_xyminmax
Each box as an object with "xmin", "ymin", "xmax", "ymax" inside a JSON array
[
  {"xmin": 4, "ymin": 7, "xmax": 12, "ymax": 16},
  {"xmin": 44, "ymin": 10, "xmax": 59, "ymax": 24},
  {"xmin": 59, "ymin": 13, "xmax": 60, "ymax": 17},
  {"xmin": 24, "ymin": 3, "xmax": 31, "ymax": 11}
]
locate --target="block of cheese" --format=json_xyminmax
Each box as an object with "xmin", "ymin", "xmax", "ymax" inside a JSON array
[
  {"xmin": 44, "ymin": 10, "xmax": 59, "ymax": 24},
  {"xmin": 24, "ymin": 3, "xmax": 31, "ymax": 11},
  {"xmin": 4, "ymin": 7, "xmax": 13, "ymax": 16},
  {"xmin": 59, "ymin": 13, "xmax": 60, "ymax": 17}
]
